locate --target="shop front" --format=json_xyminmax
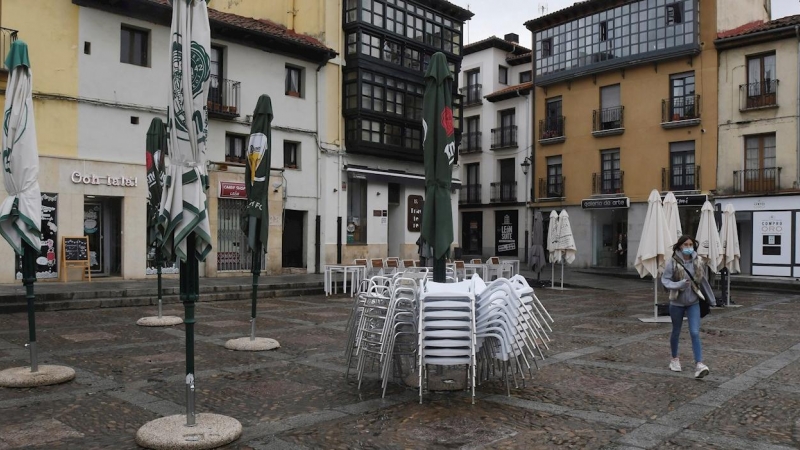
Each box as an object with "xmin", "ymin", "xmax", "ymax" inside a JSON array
[
  {"xmin": 581, "ymin": 197, "xmax": 630, "ymax": 268},
  {"xmin": 664, "ymin": 193, "xmax": 705, "ymax": 242},
  {"xmin": 717, "ymin": 195, "xmax": 800, "ymax": 277}
]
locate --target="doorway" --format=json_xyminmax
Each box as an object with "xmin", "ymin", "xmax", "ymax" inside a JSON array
[
  {"xmin": 461, "ymin": 211, "xmax": 483, "ymax": 257},
  {"xmin": 83, "ymin": 196, "xmax": 121, "ymax": 276},
  {"xmin": 387, "ymin": 183, "xmax": 401, "ymax": 257},
  {"xmin": 282, "ymin": 209, "xmax": 305, "ymax": 268}
]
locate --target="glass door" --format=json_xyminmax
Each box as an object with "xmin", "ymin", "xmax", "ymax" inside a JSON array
[{"xmin": 84, "ymin": 202, "xmax": 103, "ymax": 274}]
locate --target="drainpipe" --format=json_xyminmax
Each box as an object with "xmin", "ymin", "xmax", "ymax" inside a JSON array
[
  {"xmin": 795, "ymin": 26, "xmax": 800, "ymax": 189},
  {"xmin": 314, "ymin": 61, "xmax": 325, "ymax": 274}
]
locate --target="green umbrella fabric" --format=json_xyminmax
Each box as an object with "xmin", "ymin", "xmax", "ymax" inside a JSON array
[
  {"xmin": 145, "ymin": 118, "xmax": 167, "ymax": 247},
  {"xmin": 419, "ymin": 52, "xmax": 456, "ymax": 262},
  {"xmin": 158, "ymin": 0, "xmax": 212, "ymax": 262},
  {"xmin": 242, "ymin": 94, "xmax": 273, "ymax": 250},
  {"xmin": 0, "ymin": 39, "xmax": 41, "ymax": 256}
]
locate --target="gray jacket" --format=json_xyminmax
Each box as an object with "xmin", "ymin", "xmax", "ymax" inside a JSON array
[{"xmin": 661, "ymin": 251, "xmax": 716, "ymax": 307}]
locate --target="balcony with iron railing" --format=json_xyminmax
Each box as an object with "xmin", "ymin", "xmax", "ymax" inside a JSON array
[
  {"xmin": 661, "ymin": 166, "xmax": 700, "ymax": 192},
  {"xmin": 592, "ymin": 106, "xmax": 624, "ymax": 136},
  {"xmin": 490, "ymin": 181, "xmax": 517, "ymax": 203},
  {"xmin": 740, "ymin": 80, "xmax": 778, "ymax": 111},
  {"xmin": 0, "ymin": 27, "xmax": 18, "ymax": 72},
  {"xmin": 661, "ymin": 95, "xmax": 700, "ymax": 128},
  {"xmin": 460, "ymin": 84, "xmax": 482, "ymax": 106},
  {"xmin": 459, "ymin": 131, "xmax": 482, "ymax": 154},
  {"xmin": 490, "ymin": 125, "xmax": 517, "ymax": 150},
  {"xmin": 459, "ymin": 184, "xmax": 481, "ymax": 204},
  {"xmin": 539, "ymin": 116, "xmax": 565, "ymax": 144},
  {"xmin": 733, "ymin": 168, "xmax": 781, "ymax": 194},
  {"xmin": 592, "ymin": 170, "xmax": 624, "ymax": 195},
  {"xmin": 538, "ymin": 175, "xmax": 565, "ymax": 199},
  {"xmin": 207, "ymin": 75, "xmax": 241, "ymax": 118}
]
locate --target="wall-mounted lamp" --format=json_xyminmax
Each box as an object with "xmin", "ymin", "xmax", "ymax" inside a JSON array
[{"xmin": 520, "ymin": 156, "xmax": 532, "ymax": 175}]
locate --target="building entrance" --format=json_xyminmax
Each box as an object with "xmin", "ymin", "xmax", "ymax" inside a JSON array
[
  {"xmin": 592, "ymin": 208, "xmax": 628, "ymax": 268},
  {"xmin": 83, "ymin": 197, "xmax": 121, "ymax": 276},
  {"xmin": 282, "ymin": 210, "xmax": 305, "ymax": 268}
]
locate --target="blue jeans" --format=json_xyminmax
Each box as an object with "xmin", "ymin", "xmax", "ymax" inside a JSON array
[{"xmin": 669, "ymin": 302, "xmax": 703, "ymax": 363}]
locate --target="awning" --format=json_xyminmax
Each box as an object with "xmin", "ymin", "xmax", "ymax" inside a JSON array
[{"xmin": 345, "ymin": 165, "xmax": 462, "ymax": 189}]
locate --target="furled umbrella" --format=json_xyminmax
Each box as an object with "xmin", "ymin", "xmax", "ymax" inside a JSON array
[
  {"xmin": 547, "ymin": 210, "xmax": 559, "ymax": 288},
  {"xmin": 419, "ymin": 52, "xmax": 456, "ymax": 283},
  {"xmin": 224, "ymin": 95, "xmax": 280, "ymax": 352},
  {"xmin": 662, "ymin": 192, "xmax": 682, "ymax": 247},
  {"xmin": 529, "ymin": 211, "xmax": 546, "ymax": 282},
  {"xmin": 696, "ymin": 200, "xmax": 723, "ymax": 274},
  {"xmin": 719, "ymin": 203, "xmax": 740, "ymax": 306},
  {"xmin": 136, "ymin": 118, "xmax": 181, "ymax": 327},
  {"xmin": 635, "ymin": 189, "xmax": 674, "ymax": 322},
  {"xmin": 0, "ymin": 40, "xmax": 75, "ymax": 388},
  {"xmin": 555, "ymin": 210, "xmax": 576, "ymax": 289}
]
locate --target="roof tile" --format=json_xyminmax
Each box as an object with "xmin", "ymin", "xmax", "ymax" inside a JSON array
[{"xmin": 717, "ymin": 14, "xmax": 800, "ymax": 39}]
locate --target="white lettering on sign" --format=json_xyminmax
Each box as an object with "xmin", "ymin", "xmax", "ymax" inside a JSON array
[
  {"xmin": 71, "ymin": 171, "xmax": 138, "ymax": 187},
  {"xmin": 444, "ymin": 141, "xmax": 456, "ymax": 164}
]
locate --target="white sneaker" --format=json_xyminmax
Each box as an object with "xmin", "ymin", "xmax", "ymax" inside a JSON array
[
  {"xmin": 695, "ymin": 363, "xmax": 709, "ymax": 379},
  {"xmin": 669, "ymin": 359, "xmax": 681, "ymax": 372}
]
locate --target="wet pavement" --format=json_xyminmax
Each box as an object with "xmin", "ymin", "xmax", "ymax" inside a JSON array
[{"xmin": 0, "ymin": 283, "xmax": 799, "ymax": 449}]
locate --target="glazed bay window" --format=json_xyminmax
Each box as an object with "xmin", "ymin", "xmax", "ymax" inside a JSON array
[
  {"xmin": 120, "ymin": 25, "xmax": 149, "ymax": 67},
  {"xmin": 347, "ymin": 177, "xmax": 368, "ymax": 244},
  {"xmin": 285, "ymin": 65, "xmax": 302, "ymax": 97},
  {"xmin": 284, "ymin": 141, "xmax": 299, "ymax": 169},
  {"xmin": 225, "ymin": 133, "xmax": 246, "ymax": 163}
]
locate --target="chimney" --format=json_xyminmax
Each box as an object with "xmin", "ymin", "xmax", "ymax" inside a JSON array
[{"xmin": 504, "ymin": 33, "xmax": 519, "ymax": 44}]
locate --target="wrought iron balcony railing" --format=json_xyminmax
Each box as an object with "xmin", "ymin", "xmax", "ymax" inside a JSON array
[
  {"xmin": 538, "ymin": 175, "xmax": 565, "ymax": 199},
  {"xmin": 662, "ymin": 95, "xmax": 700, "ymax": 123},
  {"xmin": 539, "ymin": 116, "xmax": 565, "ymax": 141},
  {"xmin": 490, "ymin": 181, "xmax": 517, "ymax": 202},
  {"xmin": 662, "ymin": 166, "xmax": 700, "ymax": 192},
  {"xmin": 459, "ymin": 184, "xmax": 481, "ymax": 204},
  {"xmin": 460, "ymin": 84, "xmax": 482, "ymax": 106},
  {"xmin": 490, "ymin": 125, "xmax": 517, "ymax": 149},
  {"xmin": 207, "ymin": 75, "xmax": 242, "ymax": 118},
  {"xmin": 0, "ymin": 27, "xmax": 18, "ymax": 72},
  {"xmin": 733, "ymin": 168, "xmax": 781, "ymax": 194},
  {"xmin": 592, "ymin": 106, "xmax": 624, "ymax": 132},
  {"xmin": 740, "ymin": 80, "xmax": 778, "ymax": 110},
  {"xmin": 592, "ymin": 170, "xmax": 624, "ymax": 195},
  {"xmin": 459, "ymin": 131, "xmax": 482, "ymax": 154}
]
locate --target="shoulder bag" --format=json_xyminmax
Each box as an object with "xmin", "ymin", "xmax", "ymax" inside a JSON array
[{"xmin": 672, "ymin": 255, "xmax": 710, "ymax": 318}]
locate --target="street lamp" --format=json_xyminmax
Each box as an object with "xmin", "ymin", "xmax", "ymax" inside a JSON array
[{"xmin": 520, "ymin": 156, "xmax": 532, "ymax": 263}]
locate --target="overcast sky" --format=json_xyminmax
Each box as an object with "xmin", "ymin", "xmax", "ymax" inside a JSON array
[{"xmin": 450, "ymin": 0, "xmax": 800, "ymax": 46}]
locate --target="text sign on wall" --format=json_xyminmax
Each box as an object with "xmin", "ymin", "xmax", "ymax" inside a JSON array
[
  {"xmin": 581, "ymin": 197, "xmax": 630, "ymax": 209},
  {"xmin": 407, "ymin": 195, "xmax": 423, "ymax": 232},
  {"xmin": 752, "ymin": 211, "xmax": 792, "ymax": 265},
  {"xmin": 495, "ymin": 210, "xmax": 518, "ymax": 256},
  {"xmin": 662, "ymin": 194, "xmax": 707, "ymax": 206},
  {"xmin": 219, "ymin": 181, "xmax": 246, "ymax": 199},
  {"xmin": 71, "ymin": 171, "xmax": 138, "ymax": 187}
]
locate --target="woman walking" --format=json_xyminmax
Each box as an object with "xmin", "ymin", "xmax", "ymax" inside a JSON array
[{"xmin": 661, "ymin": 235, "xmax": 716, "ymax": 379}]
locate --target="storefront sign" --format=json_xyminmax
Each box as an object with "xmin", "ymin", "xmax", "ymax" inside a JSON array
[
  {"xmin": 581, "ymin": 197, "xmax": 630, "ymax": 209},
  {"xmin": 663, "ymin": 194, "xmax": 707, "ymax": 206},
  {"xmin": 219, "ymin": 181, "xmax": 246, "ymax": 199},
  {"xmin": 407, "ymin": 195, "xmax": 423, "ymax": 232},
  {"xmin": 16, "ymin": 192, "xmax": 58, "ymax": 280},
  {"xmin": 495, "ymin": 210, "xmax": 518, "ymax": 256},
  {"xmin": 719, "ymin": 195, "xmax": 800, "ymax": 212},
  {"xmin": 71, "ymin": 171, "xmax": 138, "ymax": 187},
  {"xmin": 752, "ymin": 211, "xmax": 791, "ymax": 265}
]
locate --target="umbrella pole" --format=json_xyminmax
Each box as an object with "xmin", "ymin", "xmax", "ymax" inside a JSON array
[
  {"xmin": 560, "ymin": 260, "xmax": 564, "ymax": 289},
  {"xmin": 156, "ymin": 245, "xmax": 163, "ymax": 319},
  {"xmin": 22, "ymin": 241, "xmax": 38, "ymax": 373},
  {"xmin": 181, "ymin": 232, "xmax": 198, "ymax": 427},
  {"xmin": 551, "ymin": 262, "xmax": 554, "ymax": 288},
  {"xmin": 250, "ymin": 239, "xmax": 261, "ymax": 341},
  {"xmin": 653, "ymin": 277, "xmax": 658, "ymax": 319}
]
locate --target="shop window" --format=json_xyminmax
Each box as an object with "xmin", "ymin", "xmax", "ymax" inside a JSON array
[
  {"xmin": 347, "ymin": 178, "xmax": 368, "ymax": 244},
  {"xmin": 120, "ymin": 25, "xmax": 149, "ymax": 67},
  {"xmin": 285, "ymin": 65, "xmax": 302, "ymax": 97},
  {"xmin": 498, "ymin": 66, "xmax": 508, "ymax": 85},
  {"xmin": 284, "ymin": 141, "xmax": 299, "ymax": 169},
  {"xmin": 225, "ymin": 133, "xmax": 246, "ymax": 163}
]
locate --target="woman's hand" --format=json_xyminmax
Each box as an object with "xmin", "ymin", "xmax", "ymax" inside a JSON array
[{"xmin": 680, "ymin": 279, "xmax": 691, "ymax": 291}]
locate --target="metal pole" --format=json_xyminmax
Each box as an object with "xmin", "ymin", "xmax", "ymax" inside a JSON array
[
  {"xmin": 156, "ymin": 245, "xmax": 163, "ymax": 319},
  {"xmin": 551, "ymin": 262, "xmax": 554, "ymax": 288},
  {"xmin": 22, "ymin": 241, "xmax": 38, "ymax": 373},
  {"xmin": 250, "ymin": 238, "xmax": 261, "ymax": 341},
  {"xmin": 654, "ymin": 277, "xmax": 658, "ymax": 319},
  {"xmin": 560, "ymin": 260, "xmax": 564, "ymax": 289},
  {"xmin": 181, "ymin": 232, "xmax": 198, "ymax": 427}
]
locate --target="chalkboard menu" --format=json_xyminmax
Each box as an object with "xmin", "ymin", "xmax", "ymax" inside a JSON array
[
  {"xmin": 15, "ymin": 192, "xmax": 58, "ymax": 280},
  {"xmin": 64, "ymin": 237, "xmax": 89, "ymax": 261}
]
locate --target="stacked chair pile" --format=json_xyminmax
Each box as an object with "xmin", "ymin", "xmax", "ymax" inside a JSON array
[{"xmin": 344, "ymin": 270, "xmax": 554, "ymax": 404}]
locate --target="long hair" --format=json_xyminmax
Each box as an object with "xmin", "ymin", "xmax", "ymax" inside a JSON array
[{"xmin": 672, "ymin": 235, "xmax": 697, "ymax": 253}]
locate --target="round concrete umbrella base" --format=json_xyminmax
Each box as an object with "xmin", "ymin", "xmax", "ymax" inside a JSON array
[
  {"xmin": 137, "ymin": 316, "xmax": 184, "ymax": 327},
  {"xmin": 136, "ymin": 413, "xmax": 241, "ymax": 450},
  {"xmin": 0, "ymin": 365, "xmax": 75, "ymax": 388},
  {"xmin": 224, "ymin": 337, "xmax": 280, "ymax": 352}
]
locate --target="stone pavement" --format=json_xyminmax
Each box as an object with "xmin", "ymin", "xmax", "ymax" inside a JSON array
[{"xmin": 0, "ymin": 282, "xmax": 799, "ymax": 449}]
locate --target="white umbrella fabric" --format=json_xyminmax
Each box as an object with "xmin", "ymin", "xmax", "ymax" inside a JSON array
[
  {"xmin": 662, "ymin": 192, "xmax": 682, "ymax": 247},
  {"xmin": 696, "ymin": 201, "xmax": 722, "ymax": 274},
  {"xmin": 720, "ymin": 204, "xmax": 740, "ymax": 306},
  {"xmin": 547, "ymin": 210, "xmax": 559, "ymax": 288},
  {"xmin": 0, "ymin": 40, "xmax": 41, "ymax": 255},
  {"xmin": 634, "ymin": 189, "xmax": 674, "ymax": 322},
  {"xmin": 555, "ymin": 210, "xmax": 576, "ymax": 288}
]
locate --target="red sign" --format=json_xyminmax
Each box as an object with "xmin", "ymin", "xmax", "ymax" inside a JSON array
[
  {"xmin": 219, "ymin": 181, "xmax": 246, "ymax": 199},
  {"xmin": 441, "ymin": 107, "xmax": 454, "ymax": 137}
]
